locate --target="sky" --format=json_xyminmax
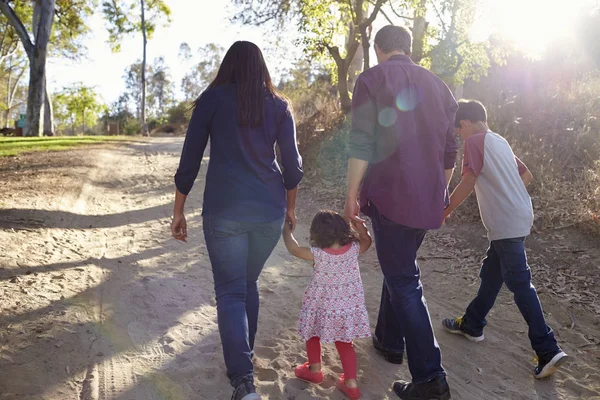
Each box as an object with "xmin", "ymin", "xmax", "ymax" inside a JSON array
[
  {"xmin": 46, "ymin": 1, "xmax": 301, "ymax": 106},
  {"xmin": 45, "ymin": 0, "xmax": 598, "ymax": 107}
]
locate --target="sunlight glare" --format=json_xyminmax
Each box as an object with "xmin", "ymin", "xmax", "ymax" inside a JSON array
[{"xmin": 470, "ymin": 0, "xmax": 590, "ymax": 57}]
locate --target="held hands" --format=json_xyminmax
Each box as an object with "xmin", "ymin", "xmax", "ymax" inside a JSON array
[
  {"xmin": 171, "ymin": 214, "xmax": 187, "ymax": 242},
  {"xmin": 344, "ymin": 197, "xmax": 365, "ymax": 223},
  {"xmin": 351, "ymin": 220, "xmax": 368, "ymax": 235},
  {"xmin": 286, "ymin": 209, "xmax": 297, "ymax": 232}
]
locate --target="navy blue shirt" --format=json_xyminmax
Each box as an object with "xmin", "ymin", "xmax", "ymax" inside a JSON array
[{"xmin": 175, "ymin": 84, "xmax": 303, "ymax": 223}]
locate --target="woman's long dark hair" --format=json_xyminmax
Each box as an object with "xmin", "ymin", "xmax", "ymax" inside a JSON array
[{"xmin": 195, "ymin": 41, "xmax": 288, "ymax": 127}]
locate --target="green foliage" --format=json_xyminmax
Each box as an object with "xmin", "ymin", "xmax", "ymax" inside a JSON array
[
  {"xmin": 121, "ymin": 58, "xmax": 175, "ymax": 119},
  {"xmin": 102, "ymin": 0, "xmax": 172, "ymax": 52},
  {"xmin": 54, "ymin": 83, "xmax": 106, "ymax": 135},
  {"xmin": 180, "ymin": 43, "xmax": 224, "ymax": 99},
  {"xmin": 166, "ymin": 101, "xmax": 192, "ymax": 125}
]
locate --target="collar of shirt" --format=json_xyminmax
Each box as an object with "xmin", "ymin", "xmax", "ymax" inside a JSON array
[{"xmin": 388, "ymin": 54, "xmax": 414, "ymax": 64}]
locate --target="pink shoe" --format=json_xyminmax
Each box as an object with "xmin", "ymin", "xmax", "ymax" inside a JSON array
[
  {"xmin": 294, "ymin": 362, "xmax": 324, "ymax": 384},
  {"xmin": 336, "ymin": 374, "xmax": 361, "ymax": 400}
]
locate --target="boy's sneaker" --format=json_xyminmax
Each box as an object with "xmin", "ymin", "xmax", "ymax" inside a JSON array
[
  {"xmin": 393, "ymin": 375, "xmax": 451, "ymax": 400},
  {"xmin": 534, "ymin": 350, "xmax": 569, "ymax": 379},
  {"xmin": 231, "ymin": 379, "xmax": 261, "ymax": 400},
  {"xmin": 442, "ymin": 316, "xmax": 484, "ymax": 342}
]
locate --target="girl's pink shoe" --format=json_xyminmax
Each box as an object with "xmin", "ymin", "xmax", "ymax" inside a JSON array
[
  {"xmin": 336, "ymin": 374, "xmax": 361, "ymax": 400},
  {"xmin": 294, "ymin": 362, "xmax": 324, "ymax": 384}
]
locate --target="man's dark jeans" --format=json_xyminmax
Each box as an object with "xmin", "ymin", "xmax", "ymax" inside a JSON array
[
  {"xmin": 462, "ymin": 237, "xmax": 559, "ymax": 358},
  {"xmin": 203, "ymin": 214, "xmax": 284, "ymax": 387},
  {"xmin": 370, "ymin": 206, "xmax": 446, "ymax": 384}
]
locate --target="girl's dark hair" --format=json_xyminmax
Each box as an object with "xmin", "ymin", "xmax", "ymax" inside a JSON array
[
  {"xmin": 309, "ymin": 210, "xmax": 359, "ymax": 249},
  {"xmin": 194, "ymin": 41, "xmax": 289, "ymax": 127}
]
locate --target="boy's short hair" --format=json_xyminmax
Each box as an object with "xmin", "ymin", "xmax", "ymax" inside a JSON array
[
  {"xmin": 374, "ymin": 25, "xmax": 412, "ymax": 55},
  {"xmin": 455, "ymin": 100, "xmax": 487, "ymax": 128}
]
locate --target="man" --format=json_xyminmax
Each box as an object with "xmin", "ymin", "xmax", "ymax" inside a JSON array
[{"xmin": 344, "ymin": 25, "xmax": 457, "ymax": 399}]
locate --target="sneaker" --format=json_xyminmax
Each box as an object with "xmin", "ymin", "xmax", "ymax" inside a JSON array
[
  {"xmin": 534, "ymin": 350, "xmax": 569, "ymax": 379},
  {"xmin": 373, "ymin": 336, "xmax": 404, "ymax": 365},
  {"xmin": 442, "ymin": 316, "xmax": 484, "ymax": 342},
  {"xmin": 294, "ymin": 362, "xmax": 324, "ymax": 384},
  {"xmin": 392, "ymin": 375, "xmax": 451, "ymax": 400},
  {"xmin": 231, "ymin": 380, "xmax": 261, "ymax": 400},
  {"xmin": 336, "ymin": 374, "xmax": 361, "ymax": 400}
]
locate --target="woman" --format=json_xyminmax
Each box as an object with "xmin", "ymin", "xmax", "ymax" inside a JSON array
[{"xmin": 171, "ymin": 41, "xmax": 303, "ymax": 400}]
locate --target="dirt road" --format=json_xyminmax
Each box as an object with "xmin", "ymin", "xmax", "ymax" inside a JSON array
[{"xmin": 1, "ymin": 138, "xmax": 599, "ymax": 400}]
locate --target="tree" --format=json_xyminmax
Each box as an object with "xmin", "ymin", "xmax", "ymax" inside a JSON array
[
  {"xmin": 54, "ymin": 83, "xmax": 105, "ymax": 135},
  {"xmin": 179, "ymin": 42, "xmax": 223, "ymax": 100},
  {"xmin": 103, "ymin": 0, "xmax": 172, "ymax": 135},
  {"xmin": 0, "ymin": 0, "xmax": 94, "ymax": 136},
  {"xmin": 234, "ymin": 0, "xmax": 387, "ymax": 113},
  {"xmin": 148, "ymin": 56, "xmax": 174, "ymax": 116}
]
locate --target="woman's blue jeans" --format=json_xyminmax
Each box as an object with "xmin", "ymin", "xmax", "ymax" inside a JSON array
[{"xmin": 203, "ymin": 214, "xmax": 284, "ymax": 387}]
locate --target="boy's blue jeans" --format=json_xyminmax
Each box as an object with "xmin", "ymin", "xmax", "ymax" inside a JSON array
[
  {"xmin": 462, "ymin": 237, "xmax": 560, "ymax": 358},
  {"xmin": 203, "ymin": 214, "xmax": 284, "ymax": 387},
  {"xmin": 370, "ymin": 206, "xmax": 446, "ymax": 384}
]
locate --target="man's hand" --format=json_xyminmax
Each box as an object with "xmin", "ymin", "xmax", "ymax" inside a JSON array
[
  {"xmin": 344, "ymin": 197, "xmax": 365, "ymax": 223},
  {"xmin": 171, "ymin": 214, "xmax": 187, "ymax": 242},
  {"xmin": 286, "ymin": 209, "xmax": 297, "ymax": 232}
]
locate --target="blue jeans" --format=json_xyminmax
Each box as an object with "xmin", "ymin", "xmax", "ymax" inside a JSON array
[
  {"xmin": 370, "ymin": 206, "xmax": 445, "ymax": 384},
  {"xmin": 203, "ymin": 214, "xmax": 284, "ymax": 387},
  {"xmin": 462, "ymin": 238, "xmax": 559, "ymax": 358}
]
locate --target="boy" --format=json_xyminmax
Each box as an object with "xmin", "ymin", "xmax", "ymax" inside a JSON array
[{"xmin": 442, "ymin": 100, "xmax": 568, "ymax": 379}]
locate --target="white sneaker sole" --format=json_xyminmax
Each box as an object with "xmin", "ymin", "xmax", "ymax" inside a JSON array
[
  {"xmin": 443, "ymin": 326, "xmax": 485, "ymax": 342},
  {"xmin": 535, "ymin": 352, "xmax": 569, "ymax": 379}
]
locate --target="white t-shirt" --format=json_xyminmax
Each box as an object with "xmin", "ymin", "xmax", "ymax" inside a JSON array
[{"xmin": 462, "ymin": 130, "xmax": 533, "ymax": 241}]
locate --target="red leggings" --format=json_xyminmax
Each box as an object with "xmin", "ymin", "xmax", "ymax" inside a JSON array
[{"xmin": 306, "ymin": 336, "xmax": 357, "ymax": 380}]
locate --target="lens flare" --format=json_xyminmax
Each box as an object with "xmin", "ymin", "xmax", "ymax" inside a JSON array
[
  {"xmin": 378, "ymin": 107, "xmax": 398, "ymax": 127},
  {"xmin": 396, "ymin": 86, "xmax": 422, "ymax": 112}
]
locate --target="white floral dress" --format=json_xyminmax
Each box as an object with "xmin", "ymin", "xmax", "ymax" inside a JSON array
[{"xmin": 298, "ymin": 242, "xmax": 371, "ymax": 343}]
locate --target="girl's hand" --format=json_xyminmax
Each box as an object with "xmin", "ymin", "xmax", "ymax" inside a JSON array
[
  {"xmin": 171, "ymin": 214, "xmax": 187, "ymax": 242},
  {"xmin": 286, "ymin": 209, "xmax": 297, "ymax": 232}
]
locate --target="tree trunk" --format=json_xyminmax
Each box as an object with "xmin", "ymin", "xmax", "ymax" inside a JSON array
[
  {"xmin": 359, "ymin": 23, "xmax": 371, "ymax": 71},
  {"xmin": 338, "ymin": 61, "xmax": 351, "ymax": 113},
  {"xmin": 140, "ymin": 0, "xmax": 149, "ymax": 136},
  {"xmin": 25, "ymin": 0, "xmax": 55, "ymax": 136},
  {"xmin": 44, "ymin": 84, "xmax": 54, "ymax": 136},
  {"xmin": 411, "ymin": 0, "xmax": 428, "ymax": 64}
]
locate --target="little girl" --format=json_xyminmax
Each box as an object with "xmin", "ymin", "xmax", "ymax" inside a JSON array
[{"xmin": 283, "ymin": 210, "xmax": 372, "ymax": 400}]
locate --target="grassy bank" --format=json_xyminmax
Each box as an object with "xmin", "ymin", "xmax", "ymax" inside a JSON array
[{"xmin": 0, "ymin": 136, "xmax": 138, "ymax": 157}]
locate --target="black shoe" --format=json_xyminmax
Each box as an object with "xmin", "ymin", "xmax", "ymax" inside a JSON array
[
  {"xmin": 393, "ymin": 375, "xmax": 451, "ymax": 400},
  {"xmin": 373, "ymin": 336, "xmax": 404, "ymax": 364},
  {"xmin": 442, "ymin": 316, "xmax": 484, "ymax": 342},
  {"xmin": 534, "ymin": 350, "xmax": 569, "ymax": 379},
  {"xmin": 231, "ymin": 379, "xmax": 261, "ymax": 400}
]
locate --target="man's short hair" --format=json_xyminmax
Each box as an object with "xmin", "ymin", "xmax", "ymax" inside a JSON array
[
  {"xmin": 374, "ymin": 25, "xmax": 412, "ymax": 55},
  {"xmin": 455, "ymin": 100, "xmax": 488, "ymax": 128}
]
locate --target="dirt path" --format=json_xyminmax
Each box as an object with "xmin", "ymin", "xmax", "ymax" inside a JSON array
[{"xmin": 1, "ymin": 138, "xmax": 599, "ymax": 400}]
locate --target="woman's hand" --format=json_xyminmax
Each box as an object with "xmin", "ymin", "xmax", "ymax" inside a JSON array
[
  {"xmin": 171, "ymin": 214, "xmax": 187, "ymax": 242},
  {"xmin": 286, "ymin": 209, "xmax": 297, "ymax": 232}
]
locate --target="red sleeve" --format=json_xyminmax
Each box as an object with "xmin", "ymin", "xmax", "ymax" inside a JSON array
[
  {"xmin": 462, "ymin": 134, "xmax": 485, "ymax": 177},
  {"xmin": 515, "ymin": 156, "xmax": 528, "ymax": 176}
]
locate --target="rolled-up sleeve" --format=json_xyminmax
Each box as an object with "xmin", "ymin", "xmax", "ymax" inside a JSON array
[
  {"xmin": 277, "ymin": 105, "xmax": 303, "ymax": 190},
  {"xmin": 174, "ymin": 91, "xmax": 215, "ymax": 195},
  {"xmin": 349, "ymin": 75, "xmax": 377, "ymax": 162},
  {"xmin": 441, "ymin": 82, "xmax": 459, "ymax": 169}
]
